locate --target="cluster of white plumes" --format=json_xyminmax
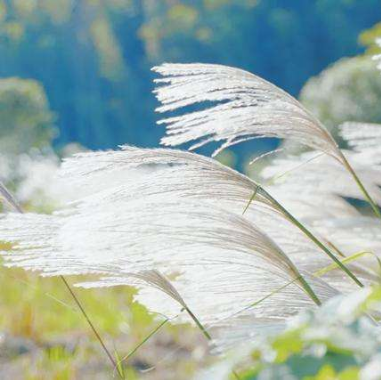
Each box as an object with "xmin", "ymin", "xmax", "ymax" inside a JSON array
[{"xmin": 0, "ymin": 59, "xmax": 381, "ymax": 352}]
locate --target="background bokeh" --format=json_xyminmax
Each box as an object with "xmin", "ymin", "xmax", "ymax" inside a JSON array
[{"xmin": 1, "ymin": 0, "xmax": 381, "ymax": 161}]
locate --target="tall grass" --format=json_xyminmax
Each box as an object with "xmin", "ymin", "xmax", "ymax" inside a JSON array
[{"xmin": 0, "ymin": 58, "xmax": 381, "ymax": 378}]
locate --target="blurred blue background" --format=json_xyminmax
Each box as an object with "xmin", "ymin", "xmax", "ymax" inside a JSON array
[{"xmin": 1, "ymin": 0, "xmax": 381, "ymax": 164}]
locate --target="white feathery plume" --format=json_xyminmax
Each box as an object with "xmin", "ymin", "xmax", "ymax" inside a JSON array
[
  {"xmin": 0, "ymin": 198, "xmax": 311, "ymax": 284},
  {"xmin": 340, "ymin": 122, "xmax": 381, "ymax": 152},
  {"xmin": 0, "ymin": 193, "xmax": 337, "ymax": 333},
  {"xmin": 243, "ymin": 204, "xmax": 376, "ymax": 294},
  {"xmin": 261, "ymin": 151, "xmax": 381, "ymax": 210},
  {"xmin": 59, "ymin": 146, "xmax": 367, "ymax": 289},
  {"xmin": 261, "ymin": 151, "xmax": 381, "ymax": 287},
  {"xmin": 60, "ymin": 145, "xmax": 273, "ymax": 212},
  {"xmin": 1, "ymin": 145, "xmax": 373, "ymax": 350},
  {"xmin": 153, "ymin": 63, "xmax": 381, "ymax": 220},
  {"xmin": 311, "ymin": 217, "xmax": 381, "ymax": 263},
  {"xmin": 153, "ymin": 63, "xmax": 341, "ymax": 160},
  {"xmin": 340, "ymin": 122, "xmax": 381, "ymax": 167}
]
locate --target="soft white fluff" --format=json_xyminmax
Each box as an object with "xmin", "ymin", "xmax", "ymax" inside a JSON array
[
  {"xmin": 153, "ymin": 63, "xmax": 340, "ymax": 160},
  {"xmin": 59, "ymin": 147, "xmax": 374, "ymax": 291},
  {"xmin": 0, "ymin": 145, "xmax": 348, "ymax": 351},
  {"xmin": 0, "ymin": 198, "xmax": 337, "ymax": 330},
  {"xmin": 340, "ymin": 122, "xmax": 381, "ymax": 168},
  {"xmin": 261, "ymin": 149, "xmax": 381, "ymax": 288},
  {"xmin": 262, "ymin": 151, "xmax": 381, "ymax": 211}
]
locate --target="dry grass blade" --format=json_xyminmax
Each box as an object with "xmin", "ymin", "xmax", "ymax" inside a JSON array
[{"xmin": 119, "ymin": 317, "xmax": 170, "ymax": 368}]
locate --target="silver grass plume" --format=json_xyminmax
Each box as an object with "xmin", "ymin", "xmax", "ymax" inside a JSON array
[
  {"xmin": 0, "ymin": 197, "xmax": 337, "ymax": 338},
  {"xmin": 153, "ymin": 63, "xmax": 381, "ymax": 219},
  {"xmin": 340, "ymin": 122, "xmax": 381, "ymax": 167},
  {"xmin": 0, "ymin": 146, "xmax": 367, "ymax": 348},
  {"xmin": 80, "ymin": 269, "xmax": 213, "ymax": 340},
  {"xmin": 262, "ymin": 150, "xmax": 381, "ymax": 285},
  {"xmin": 59, "ymin": 146, "xmax": 364, "ymax": 287},
  {"xmin": 153, "ymin": 63, "xmax": 340, "ymax": 160},
  {"xmin": 60, "ymin": 145, "xmax": 272, "ymax": 209},
  {"xmin": 262, "ymin": 150, "xmax": 381, "ymax": 210},
  {"xmin": 311, "ymin": 217, "xmax": 381, "ymax": 268}
]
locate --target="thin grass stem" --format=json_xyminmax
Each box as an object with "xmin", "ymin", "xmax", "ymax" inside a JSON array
[
  {"xmin": 340, "ymin": 152, "xmax": 381, "ymax": 220},
  {"xmin": 0, "ymin": 184, "xmax": 122, "ymax": 379},
  {"xmin": 259, "ymin": 187, "xmax": 364, "ymax": 288},
  {"xmin": 173, "ymin": 309, "xmax": 241, "ymax": 379},
  {"xmin": 184, "ymin": 306, "xmax": 212, "ymax": 340},
  {"xmin": 119, "ymin": 317, "xmax": 169, "ymax": 365},
  {"xmin": 226, "ymin": 250, "xmax": 370, "ymax": 321},
  {"xmin": 243, "ymin": 186, "xmax": 321, "ymax": 305},
  {"xmin": 60, "ymin": 276, "xmax": 122, "ymax": 378},
  {"xmin": 242, "ymin": 186, "xmax": 259, "ymax": 215}
]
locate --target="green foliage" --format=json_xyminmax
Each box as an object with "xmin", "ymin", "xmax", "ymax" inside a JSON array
[
  {"xmin": 300, "ymin": 56, "xmax": 381, "ymax": 142},
  {"xmin": 0, "ymin": 265, "xmax": 204, "ymax": 379},
  {"xmin": 360, "ymin": 22, "xmax": 381, "ymax": 54},
  {"xmin": 0, "ymin": 77, "xmax": 55, "ymax": 154},
  {"xmin": 224, "ymin": 287, "xmax": 381, "ymax": 380}
]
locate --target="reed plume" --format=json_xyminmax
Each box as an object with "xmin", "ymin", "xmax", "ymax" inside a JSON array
[{"xmin": 153, "ymin": 63, "xmax": 381, "ymax": 219}]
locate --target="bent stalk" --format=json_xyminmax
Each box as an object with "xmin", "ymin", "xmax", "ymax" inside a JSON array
[{"xmin": 246, "ymin": 186, "xmax": 364, "ymax": 288}]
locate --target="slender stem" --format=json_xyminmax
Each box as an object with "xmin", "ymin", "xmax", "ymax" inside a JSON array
[
  {"xmin": 229, "ymin": 251, "xmax": 369, "ymax": 323},
  {"xmin": 260, "ymin": 187, "xmax": 364, "ymax": 288},
  {"xmin": 182, "ymin": 307, "xmax": 241, "ymax": 379},
  {"xmin": 60, "ymin": 276, "xmax": 122, "ymax": 378},
  {"xmin": 292, "ymin": 270, "xmax": 321, "ymax": 306},
  {"xmin": 184, "ymin": 306, "xmax": 212, "ymax": 340},
  {"xmin": 243, "ymin": 187, "xmax": 321, "ymax": 305},
  {"xmin": 242, "ymin": 186, "xmax": 259, "ymax": 215},
  {"xmin": 119, "ymin": 317, "xmax": 169, "ymax": 365},
  {"xmin": 340, "ymin": 152, "xmax": 381, "ymax": 220},
  {"xmin": 0, "ymin": 185, "xmax": 122, "ymax": 378}
]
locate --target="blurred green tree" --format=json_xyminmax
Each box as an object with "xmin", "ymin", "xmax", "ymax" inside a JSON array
[
  {"xmin": 0, "ymin": 77, "xmax": 55, "ymax": 154},
  {"xmin": 300, "ymin": 56, "xmax": 381, "ymax": 141}
]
